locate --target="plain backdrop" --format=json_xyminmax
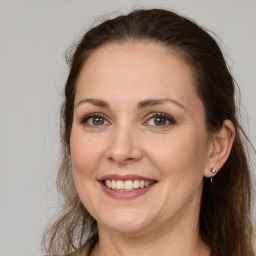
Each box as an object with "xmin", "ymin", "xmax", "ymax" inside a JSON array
[{"xmin": 0, "ymin": 1, "xmax": 255, "ymax": 255}]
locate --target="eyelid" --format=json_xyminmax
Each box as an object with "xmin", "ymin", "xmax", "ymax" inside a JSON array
[
  {"xmin": 79, "ymin": 111, "xmax": 176, "ymax": 127},
  {"xmin": 143, "ymin": 112, "xmax": 176, "ymax": 126},
  {"xmin": 80, "ymin": 112, "xmax": 111, "ymax": 126}
]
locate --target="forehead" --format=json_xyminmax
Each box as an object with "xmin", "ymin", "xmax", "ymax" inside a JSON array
[{"xmin": 75, "ymin": 41, "xmax": 199, "ymax": 109}]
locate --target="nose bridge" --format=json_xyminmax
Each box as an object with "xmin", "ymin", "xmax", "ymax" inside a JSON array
[{"xmin": 106, "ymin": 120, "xmax": 142, "ymax": 164}]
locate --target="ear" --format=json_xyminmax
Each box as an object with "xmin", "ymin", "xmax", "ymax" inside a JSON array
[{"xmin": 204, "ymin": 120, "xmax": 236, "ymax": 178}]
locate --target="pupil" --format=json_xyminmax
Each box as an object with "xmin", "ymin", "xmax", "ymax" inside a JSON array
[
  {"xmin": 93, "ymin": 117, "xmax": 104, "ymax": 125},
  {"xmin": 154, "ymin": 117, "xmax": 166, "ymax": 125}
]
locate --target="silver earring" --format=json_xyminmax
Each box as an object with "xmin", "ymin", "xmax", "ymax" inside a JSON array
[{"xmin": 210, "ymin": 169, "xmax": 217, "ymax": 183}]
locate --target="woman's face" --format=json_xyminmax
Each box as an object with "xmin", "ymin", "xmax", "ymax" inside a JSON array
[{"xmin": 70, "ymin": 41, "xmax": 213, "ymax": 235}]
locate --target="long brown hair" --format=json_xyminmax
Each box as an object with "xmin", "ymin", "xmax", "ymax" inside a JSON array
[{"xmin": 42, "ymin": 9, "xmax": 255, "ymax": 256}]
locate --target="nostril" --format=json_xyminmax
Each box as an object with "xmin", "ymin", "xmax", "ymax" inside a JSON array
[{"xmin": 105, "ymin": 129, "xmax": 143, "ymax": 163}]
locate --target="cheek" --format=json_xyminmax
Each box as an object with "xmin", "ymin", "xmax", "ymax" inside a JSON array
[
  {"xmin": 70, "ymin": 129, "xmax": 104, "ymax": 215},
  {"xmin": 147, "ymin": 129, "xmax": 209, "ymax": 180},
  {"xmin": 70, "ymin": 128, "xmax": 104, "ymax": 176}
]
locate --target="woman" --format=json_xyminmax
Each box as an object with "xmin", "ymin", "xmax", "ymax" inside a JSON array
[{"xmin": 43, "ymin": 9, "xmax": 255, "ymax": 256}]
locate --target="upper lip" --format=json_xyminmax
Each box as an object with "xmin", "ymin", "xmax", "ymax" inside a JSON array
[{"xmin": 98, "ymin": 174, "xmax": 157, "ymax": 182}]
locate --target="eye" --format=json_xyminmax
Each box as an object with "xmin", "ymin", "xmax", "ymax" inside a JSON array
[
  {"xmin": 143, "ymin": 112, "xmax": 176, "ymax": 127},
  {"xmin": 80, "ymin": 113, "xmax": 110, "ymax": 126}
]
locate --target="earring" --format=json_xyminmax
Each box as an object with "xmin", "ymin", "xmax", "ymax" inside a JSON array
[{"xmin": 210, "ymin": 169, "xmax": 217, "ymax": 183}]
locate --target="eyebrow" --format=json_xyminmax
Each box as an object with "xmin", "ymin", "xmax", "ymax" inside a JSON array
[
  {"xmin": 137, "ymin": 98, "xmax": 185, "ymax": 110},
  {"xmin": 76, "ymin": 98, "xmax": 110, "ymax": 108},
  {"xmin": 76, "ymin": 97, "xmax": 185, "ymax": 110}
]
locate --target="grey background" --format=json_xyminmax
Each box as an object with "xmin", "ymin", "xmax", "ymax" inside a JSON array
[{"xmin": 0, "ymin": 0, "xmax": 255, "ymax": 255}]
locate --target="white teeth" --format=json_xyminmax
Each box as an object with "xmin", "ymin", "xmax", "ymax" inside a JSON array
[
  {"xmin": 111, "ymin": 180, "xmax": 116, "ymax": 189},
  {"xmin": 105, "ymin": 180, "xmax": 111, "ymax": 188},
  {"xmin": 124, "ymin": 180, "xmax": 133, "ymax": 190},
  {"xmin": 134, "ymin": 180, "xmax": 140, "ymax": 189},
  {"xmin": 104, "ymin": 179, "xmax": 154, "ymax": 191},
  {"xmin": 116, "ymin": 180, "xmax": 124, "ymax": 190}
]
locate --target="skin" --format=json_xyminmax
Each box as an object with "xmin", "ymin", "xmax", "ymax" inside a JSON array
[{"xmin": 70, "ymin": 41, "xmax": 235, "ymax": 256}]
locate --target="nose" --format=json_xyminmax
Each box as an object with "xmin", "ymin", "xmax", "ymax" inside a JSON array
[{"xmin": 105, "ymin": 124, "xmax": 143, "ymax": 165}]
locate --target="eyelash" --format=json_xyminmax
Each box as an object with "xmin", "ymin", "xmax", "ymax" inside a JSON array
[
  {"xmin": 80, "ymin": 112, "xmax": 110, "ymax": 126},
  {"xmin": 80, "ymin": 112, "xmax": 176, "ymax": 127},
  {"xmin": 143, "ymin": 112, "xmax": 176, "ymax": 127}
]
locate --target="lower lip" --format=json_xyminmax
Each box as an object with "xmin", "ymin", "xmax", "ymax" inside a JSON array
[{"xmin": 99, "ymin": 181, "xmax": 156, "ymax": 199}]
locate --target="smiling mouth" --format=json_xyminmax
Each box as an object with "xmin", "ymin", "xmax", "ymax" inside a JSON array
[{"xmin": 103, "ymin": 179, "xmax": 155, "ymax": 191}]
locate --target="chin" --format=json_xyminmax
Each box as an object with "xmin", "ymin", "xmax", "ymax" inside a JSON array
[
  {"xmin": 96, "ymin": 210, "xmax": 156, "ymax": 235},
  {"xmin": 99, "ymin": 220, "xmax": 152, "ymax": 235}
]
